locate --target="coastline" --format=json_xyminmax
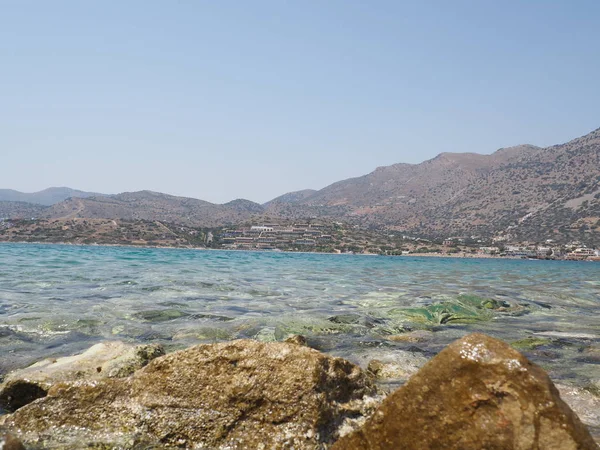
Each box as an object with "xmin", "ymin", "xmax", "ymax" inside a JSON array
[{"xmin": 1, "ymin": 240, "xmax": 596, "ymax": 262}]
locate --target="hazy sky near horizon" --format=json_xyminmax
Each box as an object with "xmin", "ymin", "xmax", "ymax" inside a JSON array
[{"xmin": 2, "ymin": 1, "xmax": 599, "ymax": 204}]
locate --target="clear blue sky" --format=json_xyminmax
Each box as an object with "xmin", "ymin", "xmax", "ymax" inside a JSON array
[{"xmin": 2, "ymin": 1, "xmax": 599, "ymax": 204}]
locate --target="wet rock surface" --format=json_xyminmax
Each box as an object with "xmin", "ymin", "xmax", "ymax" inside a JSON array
[
  {"xmin": 333, "ymin": 333, "xmax": 599, "ymax": 450},
  {"xmin": 0, "ymin": 432, "xmax": 26, "ymax": 450},
  {"xmin": 343, "ymin": 345, "xmax": 429, "ymax": 389},
  {"xmin": 1, "ymin": 334, "xmax": 598, "ymax": 449},
  {"xmin": 557, "ymin": 384, "xmax": 600, "ymax": 443},
  {"xmin": 284, "ymin": 334, "xmax": 309, "ymax": 346},
  {"xmin": 0, "ymin": 341, "xmax": 164, "ymax": 412},
  {"xmin": 365, "ymin": 350, "xmax": 428, "ymax": 382},
  {"xmin": 1, "ymin": 339, "xmax": 376, "ymax": 449}
]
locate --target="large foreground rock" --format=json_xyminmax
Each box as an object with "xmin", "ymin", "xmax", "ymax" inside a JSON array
[
  {"xmin": 1, "ymin": 339, "xmax": 376, "ymax": 449},
  {"xmin": 0, "ymin": 341, "xmax": 164, "ymax": 412},
  {"xmin": 333, "ymin": 333, "xmax": 599, "ymax": 450}
]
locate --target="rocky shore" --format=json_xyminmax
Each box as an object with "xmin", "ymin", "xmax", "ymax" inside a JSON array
[{"xmin": 0, "ymin": 334, "xmax": 598, "ymax": 449}]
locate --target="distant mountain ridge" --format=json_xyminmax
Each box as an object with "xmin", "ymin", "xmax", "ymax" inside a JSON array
[
  {"xmin": 266, "ymin": 143, "xmax": 543, "ymax": 212},
  {"xmin": 1, "ymin": 128, "xmax": 598, "ymax": 245},
  {"xmin": 264, "ymin": 128, "xmax": 600, "ymax": 244},
  {"xmin": 263, "ymin": 189, "xmax": 317, "ymax": 207},
  {"xmin": 0, "ymin": 187, "xmax": 104, "ymax": 206},
  {"xmin": 41, "ymin": 190, "xmax": 265, "ymax": 227}
]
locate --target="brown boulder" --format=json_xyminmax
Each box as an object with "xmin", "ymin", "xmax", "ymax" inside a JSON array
[
  {"xmin": 0, "ymin": 341, "xmax": 164, "ymax": 412},
  {"xmin": 333, "ymin": 333, "xmax": 599, "ymax": 450},
  {"xmin": 1, "ymin": 339, "xmax": 376, "ymax": 449},
  {"xmin": 0, "ymin": 433, "xmax": 26, "ymax": 450}
]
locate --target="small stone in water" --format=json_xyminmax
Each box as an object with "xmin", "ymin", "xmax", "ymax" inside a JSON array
[
  {"xmin": 284, "ymin": 335, "xmax": 308, "ymax": 346},
  {"xmin": 329, "ymin": 314, "xmax": 362, "ymax": 325}
]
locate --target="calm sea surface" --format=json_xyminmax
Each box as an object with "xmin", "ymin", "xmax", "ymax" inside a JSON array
[{"xmin": 1, "ymin": 243, "xmax": 599, "ymax": 388}]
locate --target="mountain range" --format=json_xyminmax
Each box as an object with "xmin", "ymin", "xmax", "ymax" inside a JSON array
[
  {"xmin": 266, "ymin": 129, "xmax": 599, "ymax": 243},
  {"xmin": 0, "ymin": 187, "xmax": 103, "ymax": 206},
  {"xmin": 1, "ymin": 127, "xmax": 599, "ymax": 244},
  {"xmin": 40, "ymin": 191, "xmax": 265, "ymax": 228}
]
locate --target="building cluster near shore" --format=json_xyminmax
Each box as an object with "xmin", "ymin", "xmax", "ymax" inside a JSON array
[
  {"xmin": 443, "ymin": 237, "xmax": 600, "ymax": 260},
  {"xmin": 220, "ymin": 223, "xmax": 334, "ymax": 250},
  {"xmin": 1, "ymin": 217, "xmax": 599, "ymax": 260},
  {"xmin": 218, "ymin": 224, "xmax": 600, "ymax": 260}
]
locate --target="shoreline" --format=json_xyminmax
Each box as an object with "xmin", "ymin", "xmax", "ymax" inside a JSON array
[{"xmin": 0, "ymin": 240, "xmax": 596, "ymax": 262}]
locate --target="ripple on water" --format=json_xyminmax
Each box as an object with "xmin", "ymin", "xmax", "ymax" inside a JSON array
[{"xmin": 0, "ymin": 244, "xmax": 599, "ymax": 390}]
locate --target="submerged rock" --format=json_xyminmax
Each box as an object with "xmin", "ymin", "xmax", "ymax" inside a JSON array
[
  {"xmin": 190, "ymin": 313, "xmax": 235, "ymax": 322},
  {"xmin": 172, "ymin": 326, "xmax": 232, "ymax": 341},
  {"xmin": 253, "ymin": 326, "xmax": 279, "ymax": 342},
  {"xmin": 367, "ymin": 357, "xmax": 421, "ymax": 381},
  {"xmin": 386, "ymin": 294, "xmax": 496, "ymax": 325},
  {"xmin": 557, "ymin": 384, "xmax": 600, "ymax": 442},
  {"xmin": 284, "ymin": 334, "xmax": 308, "ymax": 346},
  {"xmin": 327, "ymin": 314, "xmax": 383, "ymax": 328},
  {"xmin": 386, "ymin": 329, "xmax": 433, "ymax": 343},
  {"xmin": 361, "ymin": 349, "xmax": 428, "ymax": 382},
  {"xmin": 235, "ymin": 316, "xmax": 359, "ymax": 341},
  {"xmin": 534, "ymin": 331, "xmax": 600, "ymax": 340},
  {"xmin": 1, "ymin": 339, "xmax": 376, "ymax": 449},
  {"xmin": 511, "ymin": 336, "xmax": 553, "ymax": 350},
  {"xmin": 0, "ymin": 341, "xmax": 164, "ymax": 412},
  {"xmin": 333, "ymin": 333, "xmax": 599, "ymax": 450},
  {"xmin": 385, "ymin": 294, "xmax": 527, "ymax": 327},
  {"xmin": 577, "ymin": 345, "xmax": 600, "ymax": 364},
  {"xmin": 455, "ymin": 294, "xmax": 506, "ymax": 310},
  {"xmin": 328, "ymin": 314, "xmax": 363, "ymax": 325},
  {"xmin": 132, "ymin": 308, "xmax": 189, "ymax": 322}
]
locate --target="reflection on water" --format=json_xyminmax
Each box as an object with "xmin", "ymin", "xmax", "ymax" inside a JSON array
[{"xmin": 0, "ymin": 243, "xmax": 599, "ymax": 389}]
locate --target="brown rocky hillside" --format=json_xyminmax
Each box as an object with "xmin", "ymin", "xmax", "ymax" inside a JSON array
[
  {"xmin": 42, "ymin": 191, "xmax": 265, "ymax": 228},
  {"xmin": 2, "ymin": 128, "xmax": 598, "ymax": 245},
  {"xmin": 265, "ymin": 128, "xmax": 600, "ymax": 244},
  {"xmin": 0, "ymin": 202, "xmax": 47, "ymax": 219}
]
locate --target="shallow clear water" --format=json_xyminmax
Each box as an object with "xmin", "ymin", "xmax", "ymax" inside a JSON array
[{"xmin": 1, "ymin": 243, "xmax": 599, "ymax": 389}]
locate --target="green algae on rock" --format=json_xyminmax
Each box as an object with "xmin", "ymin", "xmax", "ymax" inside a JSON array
[
  {"xmin": 333, "ymin": 333, "xmax": 599, "ymax": 450},
  {"xmin": 1, "ymin": 340, "xmax": 376, "ymax": 449},
  {"xmin": 385, "ymin": 294, "xmax": 523, "ymax": 326},
  {"xmin": 511, "ymin": 336, "xmax": 554, "ymax": 350},
  {"xmin": 387, "ymin": 302, "xmax": 487, "ymax": 325},
  {"xmin": 455, "ymin": 294, "xmax": 506, "ymax": 309}
]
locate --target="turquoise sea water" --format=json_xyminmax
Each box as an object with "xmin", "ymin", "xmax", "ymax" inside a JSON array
[{"xmin": 1, "ymin": 243, "xmax": 599, "ymax": 389}]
